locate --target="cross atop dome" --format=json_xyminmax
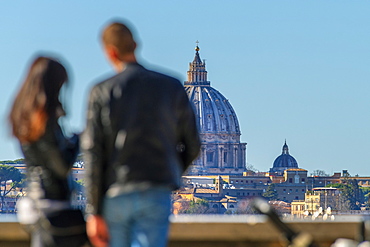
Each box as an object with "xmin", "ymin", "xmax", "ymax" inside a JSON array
[{"xmin": 195, "ymin": 40, "xmax": 200, "ymax": 52}]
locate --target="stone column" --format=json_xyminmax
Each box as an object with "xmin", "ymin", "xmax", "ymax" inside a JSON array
[{"xmin": 219, "ymin": 146, "xmax": 223, "ymax": 168}]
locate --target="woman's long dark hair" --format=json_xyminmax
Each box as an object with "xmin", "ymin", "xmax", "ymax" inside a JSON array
[{"xmin": 9, "ymin": 56, "xmax": 68, "ymax": 143}]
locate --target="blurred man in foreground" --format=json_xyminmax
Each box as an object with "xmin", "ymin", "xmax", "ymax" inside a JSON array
[{"xmin": 82, "ymin": 20, "xmax": 200, "ymax": 247}]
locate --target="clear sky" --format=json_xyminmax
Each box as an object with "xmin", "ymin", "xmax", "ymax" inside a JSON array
[{"xmin": 1, "ymin": 1, "xmax": 370, "ymax": 176}]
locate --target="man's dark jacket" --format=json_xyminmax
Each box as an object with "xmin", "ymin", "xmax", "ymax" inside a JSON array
[{"xmin": 82, "ymin": 63, "xmax": 200, "ymax": 215}]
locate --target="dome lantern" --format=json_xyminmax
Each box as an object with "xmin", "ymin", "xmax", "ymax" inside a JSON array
[{"xmin": 185, "ymin": 43, "xmax": 210, "ymax": 86}]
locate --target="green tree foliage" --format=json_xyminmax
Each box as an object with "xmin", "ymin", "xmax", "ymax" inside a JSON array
[
  {"xmin": 263, "ymin": 184, "xmax": 279, "ymax": 201},
  {"xmin": 178, "ymin": 199, "xmax": 211, "ymax": 214},
  {"xmin": 327, "ymin": 180, "xmax": 363, "ymax": 210},
  {"xmin": 361, "ymin": 187, "xmax": 370, "ymax": 207},
  {"xmin": 72, "ymin": 179, "xmax": 85, "ymax": 194},
  {"xmin": 0, "ymin": 165, "xmax": 25, "ymax": 211}
]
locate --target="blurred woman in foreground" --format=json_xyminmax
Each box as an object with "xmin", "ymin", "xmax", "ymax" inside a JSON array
[{"xmin": 9, "ymin": 56, "xmax": 86, "ymax": 247}]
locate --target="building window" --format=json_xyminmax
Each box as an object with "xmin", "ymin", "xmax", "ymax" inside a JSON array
[
  {"xmin": 301, "ymin": 178, "xmax": 305, "ymax": 183},
  {"xmin": 289, "ymin": 178, "xmax": 293, "ymax": 183},
  {"xmin": 246, "ymin": 181, "xmax": 249, "ymax": 183},
  {"xmin": 224, "ymin": 152, "xmax": 228, "ymax": 163},
  {"xmin": 206, "ymin": 152, "xmax": 214, "ymax": 162}
]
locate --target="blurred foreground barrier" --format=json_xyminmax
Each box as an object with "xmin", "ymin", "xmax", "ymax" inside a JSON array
[
  {"xmin": 0, "ymin": 215, "xmax": 368, "ymax": 247},
  {"xmin": 169, "ymin": 215, "xmax": 367, "ymax": 247}
]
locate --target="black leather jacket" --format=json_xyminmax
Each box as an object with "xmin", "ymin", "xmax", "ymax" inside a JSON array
[
  {"xmin": 82, "ymin": 63, "xmax": 200, "ymax": 215},
  {"xmin": 21, "ymin": 119, "xmax": 79, "ymax": 201}
]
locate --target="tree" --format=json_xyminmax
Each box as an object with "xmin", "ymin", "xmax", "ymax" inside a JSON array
[
  {"xmin": 310, "ymin": 170, "xmax": 329, "ymax": 177},
  {"xmin": 0, "ymin": 159, "xmax": 25, "ymax": 165},
  {"xmin": 0, "ymin": 165, "xmax": 25, "ymax": 212},
  {"xmin": 343, "ymin": 179, "xmax": 362, "ymax": 210},
  {"xmin": 361, "ymin": 187, "xmax": 370, "ymax": 207},
  {"xmin": 246, "ymin": 163, "xmax": 258, "ymax": 173},
  {"xmin": 328, "ymin": 180, "xmax": 363, "ymax": 210},
  {"xmin": 263, "ymin": 184, "xmax": 279, "ymax": 201},
  {"xmin": 178, "ymin": 199, "xmax": 211, "ymax": 214}
]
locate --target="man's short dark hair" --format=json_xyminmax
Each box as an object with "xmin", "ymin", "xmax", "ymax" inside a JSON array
[{"xmin": 102, "ymin": 22, "xmax": 136, "ymax": 56}]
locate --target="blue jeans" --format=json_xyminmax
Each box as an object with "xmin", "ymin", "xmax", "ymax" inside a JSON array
[{"xmin": 103, "ymin": 187, "xmax": 172, "ymax": 247}]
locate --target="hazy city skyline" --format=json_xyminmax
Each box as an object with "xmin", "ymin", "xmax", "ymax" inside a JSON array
[{"xmin": 1, "ymin": 1, "xmax": 370, "ymax": 176}]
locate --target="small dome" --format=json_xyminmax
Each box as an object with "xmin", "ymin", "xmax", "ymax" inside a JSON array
[
  {"xmin": 273, "ymin": 154, "xmax": 298, "ymax": 169},
  {"xmin": 270, "ymin": 141, "xmax": 299, "ymax": 174}
]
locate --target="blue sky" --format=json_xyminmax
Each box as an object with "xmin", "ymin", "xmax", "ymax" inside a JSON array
[{"xmin": 1, "ymin": 1, "xmax": 370, "ymax": 176}]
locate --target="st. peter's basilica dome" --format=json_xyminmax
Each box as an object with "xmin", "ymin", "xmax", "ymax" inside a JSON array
[{"xmin": 184, "ymin": 45, "xmax": 246, "ymax": 175}]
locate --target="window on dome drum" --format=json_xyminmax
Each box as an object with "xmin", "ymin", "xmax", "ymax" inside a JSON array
[
  {"xmin": 223, "ymin": 152, "xmax": 227, "ymax": 163},
  {"xmin": 206, "ymin": 152, "xmax": 214, "ymax": 162}
]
